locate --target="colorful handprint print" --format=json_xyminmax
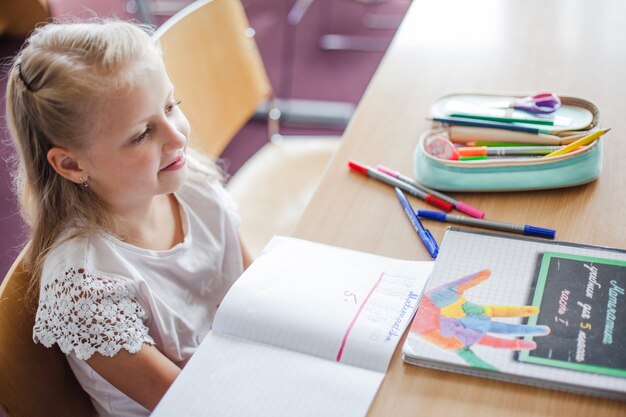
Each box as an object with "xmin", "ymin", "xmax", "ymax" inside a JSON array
[{"xmin": 411, "ymin": 269, "xmax": 550, "ymax": 371}]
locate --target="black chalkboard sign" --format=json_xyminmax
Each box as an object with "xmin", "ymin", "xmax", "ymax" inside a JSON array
[{"xmin": 519, "ymin": 252, "xmax": 626, "ymax": 378}]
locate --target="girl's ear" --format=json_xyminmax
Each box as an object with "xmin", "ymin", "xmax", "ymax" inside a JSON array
[{"xmin": 47, "ymin": 147, "xmax": 87, "ymax": 184}]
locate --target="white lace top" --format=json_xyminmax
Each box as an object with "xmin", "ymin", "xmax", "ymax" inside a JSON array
[{"xmin": 33, "ymin": 180, "xmax": 244, "ymax": 417}]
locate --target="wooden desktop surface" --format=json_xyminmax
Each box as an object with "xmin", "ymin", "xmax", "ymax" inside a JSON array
[{"xmin": 293, "ymin": 0, "xmax": 626, "ymax": 415}]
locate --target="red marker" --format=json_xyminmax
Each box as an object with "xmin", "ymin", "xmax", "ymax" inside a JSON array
[
  {"xmin": 348, "ymin": 160, "xmax": 453, "ymax": 212},
  {"xmin": 375, "ymin": 165, "xmax": 485, "ymax": 219}
]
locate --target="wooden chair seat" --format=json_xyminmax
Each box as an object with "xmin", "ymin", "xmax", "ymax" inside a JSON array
[{"xmin": 227, "ymin": 138, "xmax": 338, "ymax": 255}]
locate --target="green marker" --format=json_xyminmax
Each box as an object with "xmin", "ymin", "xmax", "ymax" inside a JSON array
[
  {"xmin": 450, "ymin": 113, "xmax": 554, "ymax": 126},
  {"xmin": 459, "ymin": 155, "xmax": 488, "ymax": 161},
  {"xmin": 472, "ymin": 141, "xmax": 535, "ymax": 147}
]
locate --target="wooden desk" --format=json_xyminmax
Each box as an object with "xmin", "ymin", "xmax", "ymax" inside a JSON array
[{"xmin": 293, "ymin": 0, "xmax": 626, "ymax": 415}]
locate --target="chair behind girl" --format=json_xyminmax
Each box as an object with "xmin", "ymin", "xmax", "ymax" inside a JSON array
[
  {"xmin": 0, "ymin": 249, "xmax": 97, "ymax": 417},
  {"xmin": 153, "ymin": 0, "xmax": 340, "ymax": 256}
]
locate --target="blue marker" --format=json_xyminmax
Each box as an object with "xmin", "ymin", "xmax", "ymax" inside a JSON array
[
  {"xmin": 394, "ymin": 188, "xmax": 439, "ymax": 258},
  {"xmin": 416, "ymin": 210, "xmax": 556, "ymax": 239}
]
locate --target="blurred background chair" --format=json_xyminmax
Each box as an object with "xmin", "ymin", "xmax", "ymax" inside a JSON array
[
  {"xmin": 135, "ymin": 0, "xmax": 355, "ymax": 133},
  {"xmin": 0, "ymin": 0, "xmax": 49, "ymax": 37},
  {"xmin": 317, "ymin": 0, "xmax": 406, "ymax": 52},
  {"xmin": 153, "ymin": 0, "xmax": 341, "ymax": 256},
  {"xmin": 0, "ymin": 250, "xmax": 97, "ymax": 417}
]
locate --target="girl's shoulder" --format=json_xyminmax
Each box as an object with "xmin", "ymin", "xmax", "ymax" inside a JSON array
[
  {"xmin": 40, "ymin": 230, "xmax": 136, "ymax": 289},
  {"xmin": 34, "ymin": 230, "xmax": 153, "ymax": 360},
  {"xmin": 41, "ymin": 230, "xmax": 92, "ymax": 274}
]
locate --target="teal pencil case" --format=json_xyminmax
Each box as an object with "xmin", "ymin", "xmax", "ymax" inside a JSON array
[{"xmin": 413, "ymin": 93, "xmax": 603, "ymax": 192}]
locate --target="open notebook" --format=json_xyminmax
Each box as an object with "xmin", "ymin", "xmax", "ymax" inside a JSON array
[
  {"xmin": 153, "ymin": 236, "xmax": 433, "ymax": 417},
  {"xmin": 403, "ymin": 228, "xmax": 626, "ymax": 400}
]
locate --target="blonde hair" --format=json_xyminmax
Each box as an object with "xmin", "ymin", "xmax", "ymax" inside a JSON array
[{"xmin": 6, "ymin": 19, "xmax": 221, "ymax": 300}]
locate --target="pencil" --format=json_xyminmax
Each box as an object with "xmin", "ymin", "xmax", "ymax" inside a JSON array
[{"xmin": 543, "ymin": 128, "xmax": 611, "ymax": 158}]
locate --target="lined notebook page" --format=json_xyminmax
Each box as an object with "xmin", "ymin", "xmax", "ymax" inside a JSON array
[
  {"xmin": 152, "ymin": 334, "xmax": 384, "ymax": 417},
  {"xmin": 403, "ymin": 228, "xmax": 626, "ymax": 398},
  {"xmin": 213, "ymin": 236, "xmax": 432, "ymax": 372},
  {"xmin": 153, "ymin": 236, "xmax": 433, "ymax": 417}
]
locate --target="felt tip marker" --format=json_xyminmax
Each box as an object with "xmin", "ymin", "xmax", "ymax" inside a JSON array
[
  {"xmin": 348, "ymin": 160, "xmax": 453, "ymax": 212},
  {"xmin": 431, "ymin": 116, "xmax": 547, "ymax": 134},
  {"xmin": 417, "ymin": 210, "xmax": 556, "ymax": 239},
  {"xmin": 376, "ymin": 165, "xmax": 485, "ymax": 219},
  {"xmin": 457, "ymin": 145, "xmax": 567, "ymax": 157},
  {"xmin": 449, "ymin": 113, "xmax": 554, "ymax": 126},
  {"xmin": 395, "ymin": 188, "xmax": 439, "ymax": 258}
]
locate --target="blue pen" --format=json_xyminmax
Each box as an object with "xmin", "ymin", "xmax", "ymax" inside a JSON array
[
  {"xmin": 394, "ymin": 188, "xmax": 439, "ymax": 258},
  {"xmin": 417, "ymin": 210, "xmax": 556, "ymax": 239},
  {"xmin": 431, "ymin": 116, "xmax": 547, "ymax": 134}
]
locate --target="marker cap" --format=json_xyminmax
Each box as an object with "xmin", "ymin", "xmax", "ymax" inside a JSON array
[
  {"xmin": 457, "ymin": 146, "xmax": 487, "ymax": 157},
  {"xmin": 416, "ymin": 210, "xmax": 447, "ymax": 221},
  {"xmin": 455, "ymin": 201, "xmax": 485, "ymax": 219},
  {"xmin": 347, "ymin": 160, "xmax": 368, "ymax": 174},
  {"xmin": 425, "ymin": 195, "xmax": 453, "ymax": 212},
  {"xmin": 375, "ymin": 165, "xmax": 398, "ymax": 178},
  {"xmin": 523, "ymin": 225, "xmax": 556, "ymax": 239}
]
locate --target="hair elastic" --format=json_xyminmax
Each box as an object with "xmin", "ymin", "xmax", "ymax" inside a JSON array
[{"xmin": 16, "ymin": 63, "xmax": 35, "ymax": 92}]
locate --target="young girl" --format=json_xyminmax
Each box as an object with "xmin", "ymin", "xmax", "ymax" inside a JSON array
[{"xmin": 6, "ymin": 19, "xmax": 251, "ymax": 416}]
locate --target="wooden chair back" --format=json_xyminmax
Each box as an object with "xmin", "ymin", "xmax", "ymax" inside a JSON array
[
  {"xmin": 0, "ymin": 249, "xmax": 96, "ymax": 417},
  {"xmin": 153, "ymin": 0, "xmax": 273, "ymax": 158}
]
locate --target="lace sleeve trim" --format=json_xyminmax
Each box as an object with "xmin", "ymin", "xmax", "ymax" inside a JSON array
[{"xmin": 33, "ymin": 267, "xmax": 155, "ymax": 360}]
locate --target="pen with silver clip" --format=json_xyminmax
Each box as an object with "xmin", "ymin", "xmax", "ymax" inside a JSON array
[{"xmin": 396, "ymin": 188, "xmax": 439, "ymax": 258}]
